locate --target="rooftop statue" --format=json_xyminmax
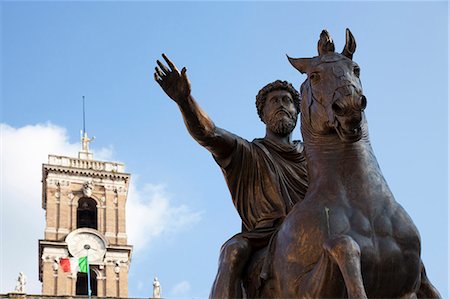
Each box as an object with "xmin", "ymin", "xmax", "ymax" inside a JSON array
[
  {"xmin": 153, "ymin": 277, "xmax": 161, "ymax": 298},
  {"xmin": 13, "ymin": 272, "xmax": 26, "ymax": 293}
]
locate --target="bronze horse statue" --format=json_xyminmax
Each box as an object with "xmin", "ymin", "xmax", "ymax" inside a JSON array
[{"xmin": 244, "ymin": 29, "xmax": 441, "ymax": 299}]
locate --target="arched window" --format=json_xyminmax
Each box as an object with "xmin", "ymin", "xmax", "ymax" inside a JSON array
[
  {"xmin": 77, "ymin": 198, "xmax": 97, "ymax": 229},
  {"xmin": 76, "ymin": 269, "xmax": 97, "ymax": 296}
]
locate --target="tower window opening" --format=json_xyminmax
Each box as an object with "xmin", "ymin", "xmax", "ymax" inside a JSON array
[
  {"xmin": 76, "ymin": 269, "xmax": 97, "ymax": 296},
  {"xmin": 77, "ymin": 198, "xmax": 98, "ymax": 229}
]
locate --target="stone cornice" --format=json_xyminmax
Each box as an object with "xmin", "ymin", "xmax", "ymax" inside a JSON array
[
  {"xmin": 38, "ymin": 240, "xmax": 133, "ymax": 253},
  {"xmin": 41, "ymin": 155, "xmax": 131, "ymax": 209},
  {"xmin": 49, "ymin": 154, "xmax": 126, "ymax": 171},
  {"xmin": 42, "ymin": 165, "xmax": 130, "ymax": 181},
  {"xmin": 43, "ymin": 154, "xmax": 130, "ymax": 180}
]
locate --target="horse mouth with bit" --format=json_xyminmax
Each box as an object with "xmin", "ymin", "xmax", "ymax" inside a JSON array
[
  {"xmin": 334, "ymin": 123, "xmax": 363, "ymax": 142},
  {"xmin": 332, "ymin": 91, "xmax": 366, "ymax": 143}
]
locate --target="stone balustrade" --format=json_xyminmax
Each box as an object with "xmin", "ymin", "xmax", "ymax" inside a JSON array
[{"xmin": 47, "ymin": 155, "xmax": 125, "ymax": 173}]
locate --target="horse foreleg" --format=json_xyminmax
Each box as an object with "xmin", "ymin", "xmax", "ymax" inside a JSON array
[
  {"xmin": 416, "ymin": 261, "xmax": 441, "ymax": 299},
  {"xmin": 323, "ymin": 235, "xmax": 368, "ymax": 299}
]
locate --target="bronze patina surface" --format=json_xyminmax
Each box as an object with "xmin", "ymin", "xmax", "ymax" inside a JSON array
[
  {"xmin": 246, "ymin": 29, "xmax": 440, "ymax": 299},
  {"xmin": 154, "ymin": 29, "xmax": 441, "ymax": 298},
  {"xmin": 154, "ymin": 55, "xmax": 308, "ymax": 298}
]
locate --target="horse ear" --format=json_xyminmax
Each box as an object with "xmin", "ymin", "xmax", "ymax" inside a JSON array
[
  {"xmin": 342, "ymin": 28, "xmax": 356, "ymax": 59},
  {"xmin": 317, "ymin": 30, "xmax": 335, "ymax": 55},
  {"xmin": 287, "ymin": 55, "xmax": 311, "ymax": 74}
]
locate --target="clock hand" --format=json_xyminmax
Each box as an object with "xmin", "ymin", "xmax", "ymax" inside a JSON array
[
  {"xmin": 74, "ymin": 244, "xmax": 92, "ymax": 257},
  {"xmin": 84, "ymin": 245, "xmax": 98, "ymax": 252},
  {"xmin": 74, "ymin": 248, "xmax": 85, "ymax": 257}
]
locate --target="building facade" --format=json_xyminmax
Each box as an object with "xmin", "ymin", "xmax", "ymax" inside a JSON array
[{"xmin": 38, "ymin": 138, "xmax": 133, "ymax": 297}]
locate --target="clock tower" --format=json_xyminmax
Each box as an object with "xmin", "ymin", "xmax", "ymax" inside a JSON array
[{"xmin": 38, "ymin": 132, "xmax": 133, "ymax": 297}]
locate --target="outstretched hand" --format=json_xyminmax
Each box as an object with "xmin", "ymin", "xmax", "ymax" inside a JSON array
[{"xmin": 154, "ymin": 54, "xmax": 191, "ymax": 104}]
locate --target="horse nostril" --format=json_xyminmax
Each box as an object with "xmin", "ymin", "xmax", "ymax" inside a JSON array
[
  {"xmin": 360, "ymin": 95, "xmax": 367, "ymax": 110},
  {"xmin": 332, "ymin": 102, "xmax": 345, "ymax": 116}
]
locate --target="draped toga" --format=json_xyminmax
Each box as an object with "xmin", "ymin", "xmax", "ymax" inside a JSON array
[{"xmin": 214, "ymin": 136, "xmax": 309, "ymax": 239}]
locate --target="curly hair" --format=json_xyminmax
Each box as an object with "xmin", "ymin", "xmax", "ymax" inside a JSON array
[{"xmin": 256, "ymin": 80, "xmax": 301, "ymax": 122}]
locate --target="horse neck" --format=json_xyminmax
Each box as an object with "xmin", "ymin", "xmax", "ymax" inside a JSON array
[{"xmin": 302, "ymin": 120, "xmax": 382, "ymax": 187}]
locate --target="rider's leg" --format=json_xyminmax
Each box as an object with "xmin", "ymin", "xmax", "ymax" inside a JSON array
[
  {"xmin": 323, "ymin": 235, "xmax": 368, "ymax": 299},
  {"xmin": 209, "ymin": 235, "xmax": 251, "ymax": 299}
]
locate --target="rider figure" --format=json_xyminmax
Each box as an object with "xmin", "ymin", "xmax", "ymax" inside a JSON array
[{"xmin": 154, "ymin": 54, "xmax": 308, "ymax": 298}]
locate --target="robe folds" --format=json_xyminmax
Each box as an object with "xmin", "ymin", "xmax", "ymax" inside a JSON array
[{"xmin": 215, "ymin": 136, "xmax": 309, "ymax": 238}]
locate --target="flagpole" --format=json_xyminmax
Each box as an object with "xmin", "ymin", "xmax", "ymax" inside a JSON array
[{"xmin": 86, "ymin": 251, "xmax": 91, "ymax": 299}]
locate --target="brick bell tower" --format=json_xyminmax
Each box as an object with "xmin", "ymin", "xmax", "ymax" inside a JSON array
[{"xmin": 38, "ymin": 131, "xmax": 133, "ymax": 297}]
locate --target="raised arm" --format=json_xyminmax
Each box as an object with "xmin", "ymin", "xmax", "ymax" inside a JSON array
[{"xmin": 154, "ymin": 54, "xmax": 235, "ymax": 160}]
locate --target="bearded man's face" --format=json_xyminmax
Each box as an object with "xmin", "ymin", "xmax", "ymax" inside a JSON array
[{"xmin": 262, "ymin": 90, "xmax": 298, "ymax": 135}]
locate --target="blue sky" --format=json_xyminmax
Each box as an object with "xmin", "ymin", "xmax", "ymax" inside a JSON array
[{"xmin": 1, "ymin": 1, "xmax": 448, "ymax": 298}]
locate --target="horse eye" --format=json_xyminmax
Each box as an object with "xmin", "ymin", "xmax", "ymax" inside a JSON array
[
  {"xmin": 309, "ymin": 73, "xmax": 320, "ymax": 83},
  {"xmin": 353, "ymin": 66, "xmax": 360, "ymax": 78}
]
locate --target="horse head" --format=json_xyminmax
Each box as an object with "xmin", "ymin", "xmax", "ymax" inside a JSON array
[{"xmin": 288, "ymin": 29, "xmax": 367, "ymax": 143}]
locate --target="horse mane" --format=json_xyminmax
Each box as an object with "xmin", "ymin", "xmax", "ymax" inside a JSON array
[{"xmin": 299, "ymin": 79, "xmax": 311, "ymax": 125}]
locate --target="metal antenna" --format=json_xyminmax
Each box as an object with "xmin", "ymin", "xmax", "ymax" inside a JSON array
[
  {"xmin": 82, "ymin": 95, "xmax": 86, "ymax": 135},
  {"xmin": 78, "ymin": 96, "xmax": 94, "ymax": 159}
]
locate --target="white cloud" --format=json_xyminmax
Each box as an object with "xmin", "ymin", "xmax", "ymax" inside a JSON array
[
  {"xmin": 0, "ymin": 123, "xmax": 201, "ymax": 294},
  {"xmin": 171, "ymin": 280, "xmax": 191, "ymax": 296},
  {"xmin": 1, "ymin": 123, "xmax": 82, "ymax": 293},
  {"xmin": 127, "ymin": 183, "xmax": 203, "ymax": 252}
]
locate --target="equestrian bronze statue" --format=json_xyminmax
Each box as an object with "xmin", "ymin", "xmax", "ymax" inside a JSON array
[
  {"xmin": 243, "ymin": 29, "xmax": 440, "ymax": 299},
  {"xmin": 153, "ymin": 29, "xmax": 441, "ymax": 298}
]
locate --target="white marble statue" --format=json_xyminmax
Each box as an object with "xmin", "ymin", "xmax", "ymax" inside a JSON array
[
  {"xmin": 14, "ymin": 272, "xmax": 26, "ymax": 293},
  {"xmin": 153, "ymin": 277, "xmax": 161, "ymax": 298}
]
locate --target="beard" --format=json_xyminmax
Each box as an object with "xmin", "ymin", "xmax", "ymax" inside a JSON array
[{"xmin": 266, "ymin": 110, "xmax": 297, "ymax": 135}]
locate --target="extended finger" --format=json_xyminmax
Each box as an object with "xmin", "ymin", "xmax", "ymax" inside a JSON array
[
  {"xmin": 154, "ymin": 72, "xmax": 162, "ymax": 83},
  {"xmin": 155, "ymin": 66, "xmax": 164, "ymax": 78},
  {"xmin": 162, "ymin": 53, "xmax": 178, "ymax": 72},
  {"xmin": 156, "ymin": 60, "xmax": 170, "ymax": 75},
  {"xmin": 181, "ymin": 67, "xmax": 188, "ymax": 79},
  {"xmin": 181, "ymin": 67, "xmax": 191, "ymax": 86}
]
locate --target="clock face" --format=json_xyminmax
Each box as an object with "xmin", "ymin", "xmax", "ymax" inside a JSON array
[{"xmin": 67, "ymin": 232, "xmax": 106, "ymax": 263}]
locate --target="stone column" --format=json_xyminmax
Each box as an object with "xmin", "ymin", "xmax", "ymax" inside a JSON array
[
  {"xmin": 69, "ymin": 273, "xmax": 77, "ymax": 296},
  {"xmin": 41, "ymin": 247, "xmax": 69, "ymax": 295},
  {"xmin": 117, "ymin": 188, "xmax": 127, "ymax": 246},
  {"xmin": 97, "ymin": 277, "xmax": 106, "ymax": 297},
  {"xmin": 58, "ymin": 182, "xmax": 71, "ymax": 240},
  {"xmin": 41, "ymin": 260, "xmax": 55, "ymax": 295},
  {"xmin": 55, "ymin": 265, "xmax": 69, "ymax": 295},
  {"xmin": 105, "ymin": 187, "xmax": 117, "ymax": 245},
  {"xmin": 98, "ymin": 194, "xmax": 107, "ymax": 234},
  {"xmin": 105, "ymin": 263, "xmax": 117, "ymax": 297},
  {"xmin": 44, "ymin": 180, "xmax": 58, "ymax": 240},
  {"xmin": 119, "ymin": 263, "xmax": 129, "ymax": 297}
]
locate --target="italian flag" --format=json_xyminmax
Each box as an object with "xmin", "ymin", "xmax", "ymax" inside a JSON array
[{"xmin": 60, "ymin": 256, "xmax": 88, "ymax": 273}]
